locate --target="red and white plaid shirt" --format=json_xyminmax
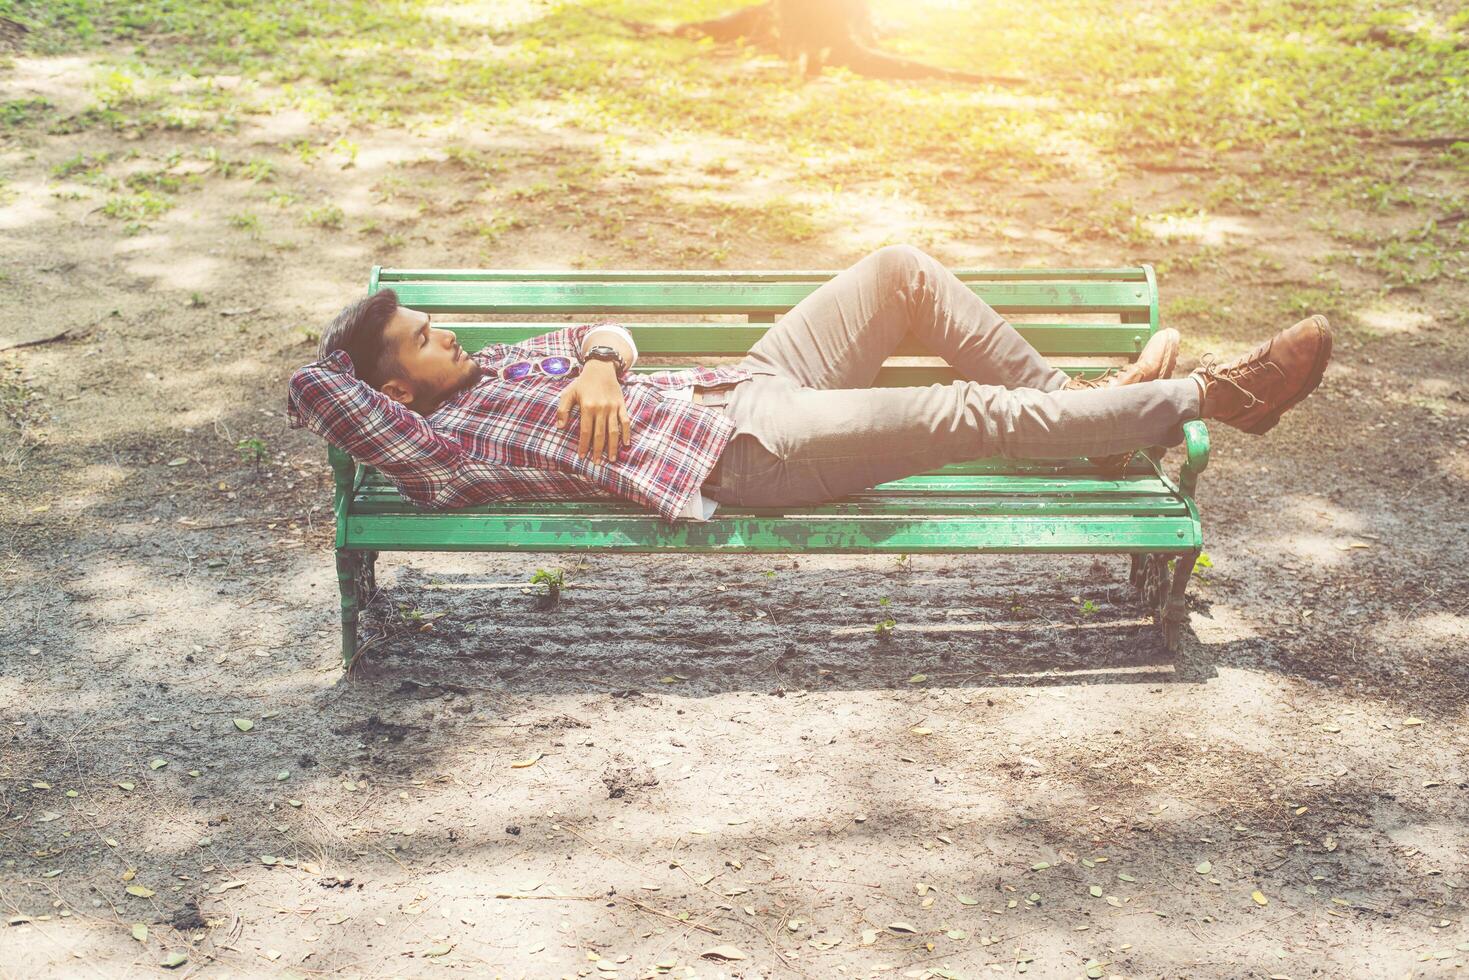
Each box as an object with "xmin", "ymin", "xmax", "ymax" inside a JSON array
[{"xmin": 287, "ymin": 322, "xmax": 750, "ymax": 522}]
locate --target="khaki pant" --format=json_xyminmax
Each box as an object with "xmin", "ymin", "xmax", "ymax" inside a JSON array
[{"xmin": 700, "ymin": 244, "xmax": 1200, "ymax": 508}]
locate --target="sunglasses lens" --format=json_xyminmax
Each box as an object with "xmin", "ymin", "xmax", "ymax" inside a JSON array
[
  {"xmin": 541, "ymin": 357, "xmax": 572, "ymax": 376},
  {"xmin": 504, "ymin": 362, "xmax": 531, "ymax": 381}
]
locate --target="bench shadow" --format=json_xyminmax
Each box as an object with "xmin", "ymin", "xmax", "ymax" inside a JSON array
[{"xmin": 341, "ymin": 561, "xmax": 1223, "ymax": 693}]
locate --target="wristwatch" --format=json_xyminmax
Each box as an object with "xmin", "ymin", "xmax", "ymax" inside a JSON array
[{"xmin": 580, "ymin": 344, "xmax": 627, "ymax": 377}]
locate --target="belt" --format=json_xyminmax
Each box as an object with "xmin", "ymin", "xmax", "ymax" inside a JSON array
[{"xmin": 692, "ymin": 381, "xmax": 743, "ymax": 411}]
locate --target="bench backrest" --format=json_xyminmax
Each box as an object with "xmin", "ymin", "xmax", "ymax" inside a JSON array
[{"xmin": 370, "ymin": 265, "xmax": 1159, "ymax": 387}]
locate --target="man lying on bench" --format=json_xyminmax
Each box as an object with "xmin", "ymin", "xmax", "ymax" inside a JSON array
[{"xmin": 287, "ymin": 244, "xmax": 1332, "ymax": 522}]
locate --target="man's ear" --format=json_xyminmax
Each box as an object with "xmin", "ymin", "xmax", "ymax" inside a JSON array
[{"xmin": 379, "ymin": 378, "xmax": 415, "ymax": 407}]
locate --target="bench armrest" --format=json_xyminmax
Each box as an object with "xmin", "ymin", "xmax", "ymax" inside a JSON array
[{"xmin": 1178, "ymin": 420, "xmax": 1209, "ymax": 497}]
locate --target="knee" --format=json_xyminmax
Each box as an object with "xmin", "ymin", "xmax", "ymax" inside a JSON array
[
  {"xmin": 869, "ymin": 243, "xmax": 935, "ymax": 296},
  {"xmin": 871, "ymin": 243, "xmax": 930, "ymax": 275}
]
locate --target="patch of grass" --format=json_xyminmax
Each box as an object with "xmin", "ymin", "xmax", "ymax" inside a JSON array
[
  {"xmin": 1153, "ymin": 245, "xmax": 1229, "ymax": 278},
  {"xmin": 288, "ymin": 139, "xmax": 325, "ymax": 166},
  {"xmin": 1, "ymin": 97, "xmax": 54, "ymax": 126},
  {"xmin": 1163, "ymin": 295, "xmax": 1228, "ymax": 326},
  {"xmin": 0, "ymin": 360, "xmax": 46, "ymax": 472},
  {"xmin": 1279, "ymin": 286, "xmax": 1356, "ymax": 332},
  {"xmin": 459, "ymin": 214, "xmax": 530, "ymax": 248},
  {"xmin": 1065, "ymin": 201, "xmax": 1154, "ymax": 247},
  {"xmin": 302, "ymin": 203, "xmax": 344, "ymax": 229},
  {"xmin": 240, "ymin": 158, "xmax": 275, "ymax": 183},
  {"xmin": 124, "ymin": 169, "xmax": 190, "ymax": 194},
  {"xmin": 100, "ymin": 190, "xmax": 172, "ymax": 225},
  {"xmin": 50, "ymin": 151, "xmax": 112, "ymax": 181},
  {"xmin": 443, "ymin": 146, "xmax": 506, "ymax": 176},
  {"xmin": 369, "ymin": 175, "xmax": 408, "ymax": 203},
  {"xmin": 228, "ymin": 211, "xmax": 262, "ymax": 235}
]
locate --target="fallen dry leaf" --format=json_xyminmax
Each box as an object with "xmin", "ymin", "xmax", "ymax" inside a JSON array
[{"xmin": 701, "ymin": 945, "xmax": 747, "ymax": 961}]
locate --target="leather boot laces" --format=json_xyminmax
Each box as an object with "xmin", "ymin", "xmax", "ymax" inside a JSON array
[
  {"xmin": 1197, "ymin": 350, "xmax": 1284, "ymax": 412},
  {"xmin": 1064, "ymin": 369, "xmax": 1120, "ymax": 390}
]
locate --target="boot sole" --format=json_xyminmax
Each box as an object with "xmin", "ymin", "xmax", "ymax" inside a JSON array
[
  {"xmin": 1161, "ymin": 332, "xmax": 1179, "ymax": 378},
  {"xmin": 1243, "ymin": 315, "xmax": 1333, "ymax": 435}
]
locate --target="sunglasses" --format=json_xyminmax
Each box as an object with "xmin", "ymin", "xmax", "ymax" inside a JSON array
[{"xmin": 485, "ymin": 356, "xmax": 579, "ymax": 381}]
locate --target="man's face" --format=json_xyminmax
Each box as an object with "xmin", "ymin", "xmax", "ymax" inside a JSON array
[{"xmin": 378, "ymin": 306, "xmax": 482, "ymax": 412}]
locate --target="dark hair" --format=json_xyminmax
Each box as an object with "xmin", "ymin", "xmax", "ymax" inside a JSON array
[{"xmin": 319, "ymin": 288, "xmax": 401, "ymax": 388}]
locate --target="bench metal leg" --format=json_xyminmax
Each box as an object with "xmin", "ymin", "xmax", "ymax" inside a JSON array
[
  {"xmin": 335, "ymin": 549, "xmax": 379, "ymax": 669},
  {"xmin": 335, "ymin": 549, "xmax": 361, "ymax": 668},
  {"xmin": 1133, "ymin": 552, "xmax": 1197, "ymax": 652},
  {"xmin": 1129, "ymin": 554, "xmax": 1148, "ymax": 589},
  {"xmin": 1161, "ymin": 549, "xmax": 1200, "ymax": 652}
]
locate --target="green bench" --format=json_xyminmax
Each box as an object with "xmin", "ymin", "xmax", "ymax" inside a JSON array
[{"xmin": 326, "ymin": 264, "xmax": 1210, "ymax": 667}]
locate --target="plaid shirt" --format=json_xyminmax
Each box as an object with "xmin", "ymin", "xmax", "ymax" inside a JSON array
[{"xmin": 287, "ymin": 322, "xmax": 750, "ymax": 522}]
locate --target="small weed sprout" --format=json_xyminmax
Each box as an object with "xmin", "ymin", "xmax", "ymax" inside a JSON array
[
  {"xmin": 229, "ymin": 211, "xmax": 261, "ymax": 236},
  {"xmin": 892, "ymin": 553, "xmax": 912, "ymax": 574},
  {"xmin": 236, "ymin": 437, "xmax": 268, "ymax": 476},
  {"xmin": 1080, "ymin": 599, "xmax": 1099, "ymax": 617},
  {"xmin": 303, "ymin": 204, "xmax": 344, "ymax": 229},
  {"xmin": 1191, "ymin": 552, "xmax": 1213, "ymax": 581},
  {"xmin": 874, "ymin": 617, "xmax": 897, "ymax": 637},
  {"xmin": 241, "ymin": 159, "xmax": 275, "ymax": 182},
  {"xmin": 530, "ymin": 568, "xmax": 565, "ymax": 604}
]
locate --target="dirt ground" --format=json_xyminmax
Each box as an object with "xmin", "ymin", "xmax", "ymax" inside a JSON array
[{"xmin": 3, "ymin": 44, "xmax": 1469, "ymax": 980}]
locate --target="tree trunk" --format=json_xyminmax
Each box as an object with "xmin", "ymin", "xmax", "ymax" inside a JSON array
[{"xmin": 650, "ymin": 0, "xmax": 1024, "ymax": 86}]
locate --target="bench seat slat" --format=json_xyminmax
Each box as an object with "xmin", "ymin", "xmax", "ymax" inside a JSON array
[
  {"xmin": 354, "ymin": 457, "xmax": 1160, "ymax": 481},
  {"xmin": 352, "ymin": 471, "xmax": 1177, "ymax": 497},
  {"xmin": 341, "ymin": 513, "xmax": 1199, "ymax": 553},
  {"xmin": 598, "ymin": 365, "xmax": 1126, "ymax": 387},
  {"xmin": 379, "ymin": 267, "xmax": 1150, "ymax": 283},
  {"xmin": 387, "ymin": 281, "xmax": 1154, "ymax": 315},
  {"xmin": 349, "ymin": 492, "xmax": 1187, "ymax": 518},
  {"xmin": 447, "ymin": 322, "xmax": 1150, "ymax": 357}
]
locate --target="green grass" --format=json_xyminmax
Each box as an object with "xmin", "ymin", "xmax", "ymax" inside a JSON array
[
  {"xmin": 228, "ymin": 211, "xmax": 262, "ymax": 235},
  {"xmin": 301, "ymin": 203, "xmax": 344, "ymax": 229},
  {"xmin": 9, "ymin": 0, "xmax": 1468, "ymax": 279},
  {"xmin": 100, "ymin": 189, "xmax": 172, "ymax": 223}
]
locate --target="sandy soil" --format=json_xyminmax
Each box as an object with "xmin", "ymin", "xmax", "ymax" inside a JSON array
[{"xmin": 2, "ymin": 46, "xmax": 1469, "ymax": 980}]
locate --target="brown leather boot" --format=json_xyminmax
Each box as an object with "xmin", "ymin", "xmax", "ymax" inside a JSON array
[
  {"xmin": 1061, "ymin": 328, "xmax": 1180, "ymax": 393},
  {"xmin": 1063, "ymin": 328, "xmax": 1181, "ymax": 473},
  {"xmin": 1193, "ymin": 315, "xmax": 1332, "ymax": 434},
  {"xmin": 1113, "ymin": 328, "xmax": 1179, "ymax": 387}
]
